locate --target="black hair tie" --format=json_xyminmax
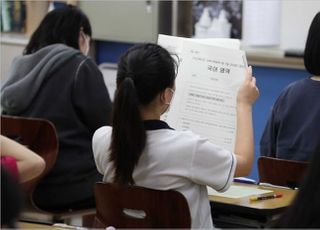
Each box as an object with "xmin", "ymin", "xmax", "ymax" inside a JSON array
[{"xmin": 124, "ymin": 75, "xmax": 135, "ymax": 86}]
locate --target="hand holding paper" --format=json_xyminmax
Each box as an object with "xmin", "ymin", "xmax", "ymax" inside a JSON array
[
  {"xmin": 237, "ymin": 66, "xmax": 260, "ymax": 106},
  {"xmin": 234, "ymin": 66, "xmax": 259, "ymax": 177}
]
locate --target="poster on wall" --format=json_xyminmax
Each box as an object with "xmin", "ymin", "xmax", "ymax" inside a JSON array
[{"xmin": 192, "ymin": 0, "xmax": 242, "ymax": 39}]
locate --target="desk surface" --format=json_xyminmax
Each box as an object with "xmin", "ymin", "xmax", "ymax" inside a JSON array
[
  {"xmin": 19, "ymin": 222, "xmax": 56, "ymax": 229},
  {"xmin": 209, "ymin": 183, "xmax": 296, "ymax": 212},
  {"xmin": 209, "ymin": 183, "xmax": 297, "ymax": 227},
  {"xmin": 18, "ymin": 222, "xmax": 81, "ymax": 229}
]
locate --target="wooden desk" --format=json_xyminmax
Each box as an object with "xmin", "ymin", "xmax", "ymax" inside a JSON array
[
  {"xmin": 209, "ymin": 183, "xmax": 297, "ymax": 228},
  {"xmin": 19, "ymin": 222, "xmax": 56, "ymax": 229},
  {"xmin": 19, "ymin": 221, "xmax": 83, "ymax": 229}
]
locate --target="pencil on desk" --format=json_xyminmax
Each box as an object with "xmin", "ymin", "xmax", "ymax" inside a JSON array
[{"xmin": 250, "ymin": 194, "xmax": 283, "ymax": 201}]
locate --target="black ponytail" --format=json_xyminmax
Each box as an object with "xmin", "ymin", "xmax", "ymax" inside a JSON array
[
  {"xmin": 109, "ymin": 77, "xmax": 145, "ymax": 184},
  {"xmin": 109, "ymin": 43, "xmax": 177, "ymax": 184}
]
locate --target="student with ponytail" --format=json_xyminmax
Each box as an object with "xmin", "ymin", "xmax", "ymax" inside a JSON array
[{"xmin": 93, "ymin": 43, "xmax": 259, "ymax": 228}]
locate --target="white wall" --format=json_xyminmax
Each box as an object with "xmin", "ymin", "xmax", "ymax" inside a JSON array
[{"xmin": 280, "ymin": 0, "xmax": 320, "ymax": 50}]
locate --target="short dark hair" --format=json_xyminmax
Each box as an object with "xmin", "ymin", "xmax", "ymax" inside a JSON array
[
  {"xmin": 24, "ymin": 5, "xmax": 92, "ymax": 54},
  {"xmin": 110, "ymin": 43, "xmax": 177, "ymax": 184},
  {"xmin": 304, "ymin": 12, "xmax": 320, "ymax": 76}
]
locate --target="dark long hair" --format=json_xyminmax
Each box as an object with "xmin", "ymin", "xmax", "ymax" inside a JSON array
[
  {"xmin": 304, "ymin": 12, "xmax": 320, "ymax": 76},
  {"xmin": 274, "ymin": 142, "xmax": 320, "ymax": 227},
  {"xmin": 110, "ymin": 43, "xmax": 176, "ymax": 184},
  {"xmin": 24, "ymin": 5, "xmax": 91, "ymax": 55}
]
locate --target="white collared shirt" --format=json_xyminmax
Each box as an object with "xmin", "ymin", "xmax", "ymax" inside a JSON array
[{"xmin": 92, "ymin": 121, "xmax": 236, "ymax": 229}]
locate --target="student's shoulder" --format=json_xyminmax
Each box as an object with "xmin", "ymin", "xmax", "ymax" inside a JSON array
[
  {"xmin": 283, "ymin": 78, "xmax": 310, "ymax": 92},
  {"xmin": 94, "ymin": 126, "xmax": 112, "ymax": 135},
  {"xmin": 92, "ymin": 126, "xmax": 112, "ymax": 155},
  {"xmin": 72, "ymin": 54, "xmax": 98, "ymax": 69},
  {"xmin": 72, "ymin": 55, "xmax": 102, "ymax": 82},
  {"xmin": 275, "ymin": 78, "xmax": 309, "ymax": 104},
  {"xmin": 93, "ymin": 126, "xmax": 112, "ymax": 142},
  {"xmin": 167, "ymin": 129, "xmax": 204, "ymax": 144}
]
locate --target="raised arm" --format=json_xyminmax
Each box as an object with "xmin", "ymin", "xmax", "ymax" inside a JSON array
[
  {"xmin": 234, "ymin": 66, "xmax": 259, "ymax": 177},
  {"xmin": 1, "ymin": 135, "xmax": 45, "ymax": 182}
]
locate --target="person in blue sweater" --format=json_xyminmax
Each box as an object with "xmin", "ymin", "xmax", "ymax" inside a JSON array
[{"xmin": 260, "ymin": 12, "xmax": 320, "ymax": 161}]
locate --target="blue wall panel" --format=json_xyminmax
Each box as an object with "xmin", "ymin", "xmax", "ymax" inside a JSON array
[
  {"xmin": 250, "ymin": 66, "xmax": 308, "ymax": 180},
  {"xmin": 96, "ymin": 41, "xmax": 135, "ymax": 64}
]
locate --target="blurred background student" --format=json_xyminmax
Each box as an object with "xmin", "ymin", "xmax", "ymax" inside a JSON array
[
  {"xmin": 1, "ymin": 5, "xmax": 112, "ymax": 211},
  {"xmin": 260, "ymin": 12, "xmax": 320, "ymax": 161},
  {"xmin": 274, "ymin": 141, "xmax": 320, "ymax": 228}
]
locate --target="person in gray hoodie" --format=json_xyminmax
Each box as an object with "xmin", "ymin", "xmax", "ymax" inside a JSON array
[{"xmin": 1, "ymin": 5, "xmax": 112, "ymax": 211}]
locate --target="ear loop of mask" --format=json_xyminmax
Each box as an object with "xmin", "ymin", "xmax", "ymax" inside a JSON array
[
  {"xmin": 80, "ymin": 30, "xmax": 90, "ymax": 56},
  {"xmin": 162, "ymin": 88, "xmax": 175, "ymax": 115},
  {"xmin": 165, "ymin": 88, "xmax": 175, "ymax": 105}
]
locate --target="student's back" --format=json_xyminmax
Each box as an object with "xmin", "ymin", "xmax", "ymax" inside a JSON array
[
  {"xmin": 94, "ymin": 123, "xmax": 235, "ymax": 227},
  {"xmin": 92, "ymin": 43, "xmax": 259, "ymax": 228},
  {"xmin": 1, "ymin": 6, "xmax": 112, "ymax": 211},
  {"xmin": 260, "ymin": 78, "xmax": 320, "ymax": 161},
  {"xmin": 260, "ymin": 11, "xmax": 320, "ymax": 161}
]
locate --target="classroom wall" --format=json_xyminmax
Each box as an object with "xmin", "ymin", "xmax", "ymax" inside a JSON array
[{"xmin": 280, "ymin": 0, "xmax": 320, "ymax": 50}]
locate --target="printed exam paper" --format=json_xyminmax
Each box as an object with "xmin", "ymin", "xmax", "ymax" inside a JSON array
[{"xmin": 158, "ymin": 35, "xmax": 247, "ymax": 152}]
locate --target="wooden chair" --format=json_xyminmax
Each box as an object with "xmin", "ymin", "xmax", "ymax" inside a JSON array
[
  {"xmin": 1, "ymin": 115, "xmax": 95, "ymax": 225},
  {"xmin": 258, "ymin": 156, "xmax": 309, "ymax": 189},
  {"xmin": 93, "ymin": 182, "xmax": 191, "ymax": 228},
  {"xmin": 1, "ymin": 115, "xmax": 58, "ymax": 195}
]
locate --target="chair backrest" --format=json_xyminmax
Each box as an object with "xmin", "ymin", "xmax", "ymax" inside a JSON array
[
  {"xmin": 93, "ymin": 182, "xmax": 191, "ymax": 228},
  {"xmin": 1, "ymin": 115, "xmax": 59, "ymax": 195},
  {"xmin": 258, "ymin": 156, "xmax": 309, "ymax": 188}
]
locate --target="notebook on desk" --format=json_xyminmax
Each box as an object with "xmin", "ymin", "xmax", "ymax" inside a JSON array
[{"xmin": 207, "ymin": 184, "xmax": 273, "ymax": 199}]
